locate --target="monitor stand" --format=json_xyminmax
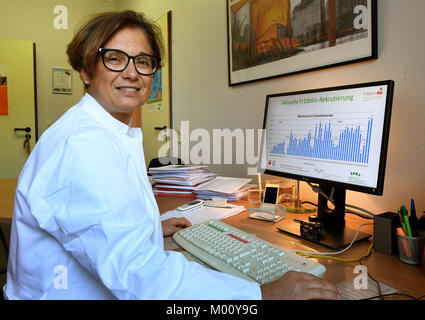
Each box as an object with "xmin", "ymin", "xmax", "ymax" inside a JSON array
[
  {"xmin": 278, "ymin": 183, "xmax": 371, "ymax": 250},
  {"xmin": 277, "ymin": 222, "xmax": 371, "ymax": 250}
]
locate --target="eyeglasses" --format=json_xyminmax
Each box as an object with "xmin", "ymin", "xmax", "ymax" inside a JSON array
[{"xmin": 98, "ymin": 48, "xmax": 159, "ymax": 75}]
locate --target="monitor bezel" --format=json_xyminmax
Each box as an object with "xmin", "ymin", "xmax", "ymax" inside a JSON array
[{"xmin": 260, "ymin": 80, "xmax": 395, "ymax": 196}]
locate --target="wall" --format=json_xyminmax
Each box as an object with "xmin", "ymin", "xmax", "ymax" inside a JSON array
[
  {"xmin": 1, "ymin": 0, "xmax": 423, "ymax": 214},
  {"xmin": 118, "ymin": 0, "xmax": 425, "ymax": 215},
  {"xmin": 0, "ymin": 0, "xmax": 118, "ymax": 135}
]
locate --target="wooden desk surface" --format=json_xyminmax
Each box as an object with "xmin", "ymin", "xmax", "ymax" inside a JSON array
[
  {"xmin": 156, "ymin": 196, "xmax": 425, "ymax": 299},
  {"xmin": 1, "ymin": 184, "xmax": 423, "ymax": 298},
  {"xmin": 0, "ymin": 178, "xmax": 17, "ymax": 224}
]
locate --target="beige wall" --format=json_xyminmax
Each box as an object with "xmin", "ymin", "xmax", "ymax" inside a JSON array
[
  {"xmin": 1, "ymin": 0, "xmax": 424, "ymax": 214},
  {"xmin": 0, "ymin": 0, "xmax": 118, "ymax": 135},
  {"xmin": 118, "ymin": 0, "xmax": 425, "ymax": 215}
]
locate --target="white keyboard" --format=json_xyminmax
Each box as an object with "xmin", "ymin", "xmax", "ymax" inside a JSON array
[{"xmin": 173, "ymin": 220, "xmax": 326, "ymax": 285}]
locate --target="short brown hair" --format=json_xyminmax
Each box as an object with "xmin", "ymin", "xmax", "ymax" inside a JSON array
[{"xmin": 67, "ymin": 10, "xmax": 164, "ymax": 78}]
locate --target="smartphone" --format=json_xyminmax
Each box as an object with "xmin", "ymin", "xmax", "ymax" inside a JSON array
[
  {"xmin": 263, "ymin": 184, "xmax": 279, "ymax": 204},
  {"xmin": 177, "ymin": 199, "xmax": 204, "ymax": 211}
]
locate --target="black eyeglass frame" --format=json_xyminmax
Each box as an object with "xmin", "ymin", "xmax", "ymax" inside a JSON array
[{"xmin": 98, "ymin": 48, "xmax": 159, "ymax": 76}]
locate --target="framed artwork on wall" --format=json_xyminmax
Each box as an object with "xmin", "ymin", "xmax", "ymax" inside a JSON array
[
  {"xmin": 52, "ymin": 67, "xmax": 72, "ymax": 94},
  {"xmin": 226, "ymin": 0, "xmax": 377, "ymax": 86}
]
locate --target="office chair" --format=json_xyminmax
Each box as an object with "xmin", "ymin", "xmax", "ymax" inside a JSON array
[
  {"xmin": 0, "ymin": 226, "xmax": 8, "ymax": 276},
  {"xmin": 147, "ymin": 156, "xmax": 184, "ymax": 173}
]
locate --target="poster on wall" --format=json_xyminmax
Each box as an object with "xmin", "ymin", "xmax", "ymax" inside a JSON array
[
  {"xmin": 227, "ymin": 0, "xmax": 377, "ymax": 86},
  {"xmin": 52, "ymin": 67, "xmax": 72, "ymax": 94},
  {"xmin": 147, "ymin": 68, "xmax": 163, "ymax": 112},
  {"xmin": 0, "ymin": 64, "xmax": 8, "ymax": 115}
]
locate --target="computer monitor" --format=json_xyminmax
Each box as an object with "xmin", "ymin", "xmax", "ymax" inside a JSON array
[{"xmin": 259, "ymin": 80, "xmax": 394, "ymax": 249}]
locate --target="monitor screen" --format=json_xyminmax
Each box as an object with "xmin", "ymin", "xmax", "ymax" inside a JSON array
[
  {"xmin": 259, "ymin": 80, "xmax": 394, "ymax": 248},
  {"xmin": 260, "ymin": 80, "xmax": 394, "ymax": 195}
]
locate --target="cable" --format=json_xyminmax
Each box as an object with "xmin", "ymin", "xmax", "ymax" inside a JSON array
[
  {"xmin": 305, "ymin": 182, "xmax": 377, "ymax": 218},
  {"xmin": 416, "ymin": 293, "xmax": 425, "ymax": 300},
  {"xmin": 296, "ymin": 241, "xmax": 373, "ymax": 262},
  {"xmin": 358, "ymin": 249, "xmax": 382, "ymax": 298},
  {"xmin": 307, "ymin": 182, "xmax": 334, "ymax": 205},
  {"xmin": 362, "ymin": 293, "xmax": 418, "ymax": 300},
  {"xmin": 345, "ymin": 203, "xmax": 376, "ymax": 217},
  {"xmin": 300, "ymin": 200, "xmax": 373, "ymax": 219},
  {"xmin": 286, "ymin": 222, "xmax": 373, "ymax": 257},
  {"xmin": 345, "ymin": 209, "xmax": 374, "ymax": 220},
  {"xmin": 301, "ymin": 201, "xmax": 317, "ymax": 207}
]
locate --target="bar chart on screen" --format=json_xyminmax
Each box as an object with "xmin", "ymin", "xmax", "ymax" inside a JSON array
[
  {"xmin": 262, "ymin": 83, "xmax": 390, "ymax": 189},
  {"xmin": 267, "ymin": 112, "xmax": 376, "ymax": 164}
]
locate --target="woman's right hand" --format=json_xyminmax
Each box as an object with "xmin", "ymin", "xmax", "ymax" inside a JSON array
[{"xmin": 260, "ymin": 271, "xmax": 341, "ymax": 300}]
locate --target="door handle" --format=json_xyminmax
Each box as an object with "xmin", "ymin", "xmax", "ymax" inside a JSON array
[
  {"xmin": 14, "ymin": 127, "xmax": 31, "ymax": 133},
  {"xmin": 154, "ymin": 126, "xmax": 167, "ymax": 131}
]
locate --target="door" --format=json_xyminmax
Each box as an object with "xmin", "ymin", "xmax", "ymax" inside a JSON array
[
  {"xmin": 141, "ymin": 11, "xmax": 172, "ymax": 168},
  {"xmin": 0, "ymin": 39, "xmax": 37, "ymax": 178}
]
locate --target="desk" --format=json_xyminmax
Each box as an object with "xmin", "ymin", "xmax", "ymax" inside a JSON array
[
  {"xmin": 157, "ymin": 196, "xmax": 425, "ymax": 299},
  {"xmin": 0, "ymin": 178, "xmax": 17, "ymax": 224},
  {"xmin": 1, "ymin": 183, "xmax": 423, "ymax": 298}
]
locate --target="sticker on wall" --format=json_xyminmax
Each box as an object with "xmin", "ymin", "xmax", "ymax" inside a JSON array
[
  {"xmin": 147, "ymin": 104, "xmax": 162, "ymax": 112},
  {"xmin": 0, "ymin": 64, "xmax": 8, "ymax": 116},
  {"xmin": 52, "ymin": 68, "xmax": 72, "ymax": 94},
  {"xmin": 53, "ymin": 5, "xmax": 68, "ymax": 30}
]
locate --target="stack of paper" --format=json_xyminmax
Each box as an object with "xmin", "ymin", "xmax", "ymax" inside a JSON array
[
  {"xmin": 150, "ymin": 165, "xmax": 216, "ymax": 197},
  {"xmin": 193, "ymin": 176, "xmax": 254, "ymax": 201},
  {"xmin": 160, "ymin": 203, "xmax": 246, "ymax": 225}
]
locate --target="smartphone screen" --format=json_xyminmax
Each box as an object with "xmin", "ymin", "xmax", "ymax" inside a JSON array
[{"xmin": 263, "ymin": 187, "xmax": 279, "ymax": 204}]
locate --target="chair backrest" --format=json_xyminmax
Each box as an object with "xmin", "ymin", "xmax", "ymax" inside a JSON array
[
  {"xmin": 2, "ymin": 285, "xmax": 8, "ymax": 300},
  {"xmin": 147, "ymin": 157, "xmax": 184, "ymax": 172}
]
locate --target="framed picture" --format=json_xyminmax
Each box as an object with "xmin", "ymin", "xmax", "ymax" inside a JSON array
[
  {"xmin": 52, "ymin": 67, "xmax": 72, "ymax": 94},
  {"xmin": 226, "ymin": 0, "xmax": 377, "ymax": 86}
]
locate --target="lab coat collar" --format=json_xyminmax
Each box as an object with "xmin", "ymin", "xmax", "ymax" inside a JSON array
[{"xmin": 80, "ymin": 93, "xmax": 139, "ymax": 138}]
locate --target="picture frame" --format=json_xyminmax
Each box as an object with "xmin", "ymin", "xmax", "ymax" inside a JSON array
[
  {"xmin": 52, "ymin": 67, "xmax": 72, "ymax": 94},
  {"xmin": 226, "ymin": 0, "xmax": 377, "ymax": 86}
]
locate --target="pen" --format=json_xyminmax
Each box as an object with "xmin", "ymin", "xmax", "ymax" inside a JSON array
[
  {"xmin": 204, "ymin": 205, "xmax": 234, "ymax": 209},
  {"xmin": 396, "ymin": 208, "xmax": 408, "ymax": 235},
  {"xmin": 396, "ymin": 227, "xmax": 406, "ymax": 236},
  {"xmin": 409, "ymin": 198, "xmax": 418, "ymax": 237},
  {"xmin": 396, "ymin": 227, "xmax": 412, "ymax": 258},
  {"xmin": 411, "ymin": 198, "xmax": 417, "ymax": 218},
  {"xmin": 400, "ymin": 205, "xmax": 412, "ymax": 237}
]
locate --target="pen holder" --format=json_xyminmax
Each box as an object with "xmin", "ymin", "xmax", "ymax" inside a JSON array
[
  {"xmin": 396, "ymin": 233, "xmax": 425, "ymax": 265},
  {"xmin": 248, "ymin": 203, "xmax": 286, "ymax": 222}
]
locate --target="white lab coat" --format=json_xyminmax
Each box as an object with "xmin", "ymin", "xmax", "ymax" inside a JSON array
[{"xmin": 5, "ymin": 93, "xmax": 262, "ymax": 300}]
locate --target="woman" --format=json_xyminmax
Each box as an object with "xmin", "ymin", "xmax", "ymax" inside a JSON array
[{"xmin": 5, "ymin": 10, "xmax": 339, "ymax": 300}]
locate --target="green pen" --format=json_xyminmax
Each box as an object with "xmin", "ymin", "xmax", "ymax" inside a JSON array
[
  {"xmin": 397, "ymin": 208, "xmax": 408, "ymax": 235},
  {"xmin": 400, "ymin": 205, "xmax": 412, "ymax": 237}
]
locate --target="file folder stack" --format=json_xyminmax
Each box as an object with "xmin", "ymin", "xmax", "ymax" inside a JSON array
[{"xmin": 149, "ymin": 165, "xmax": 216, "ymax": 198}]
